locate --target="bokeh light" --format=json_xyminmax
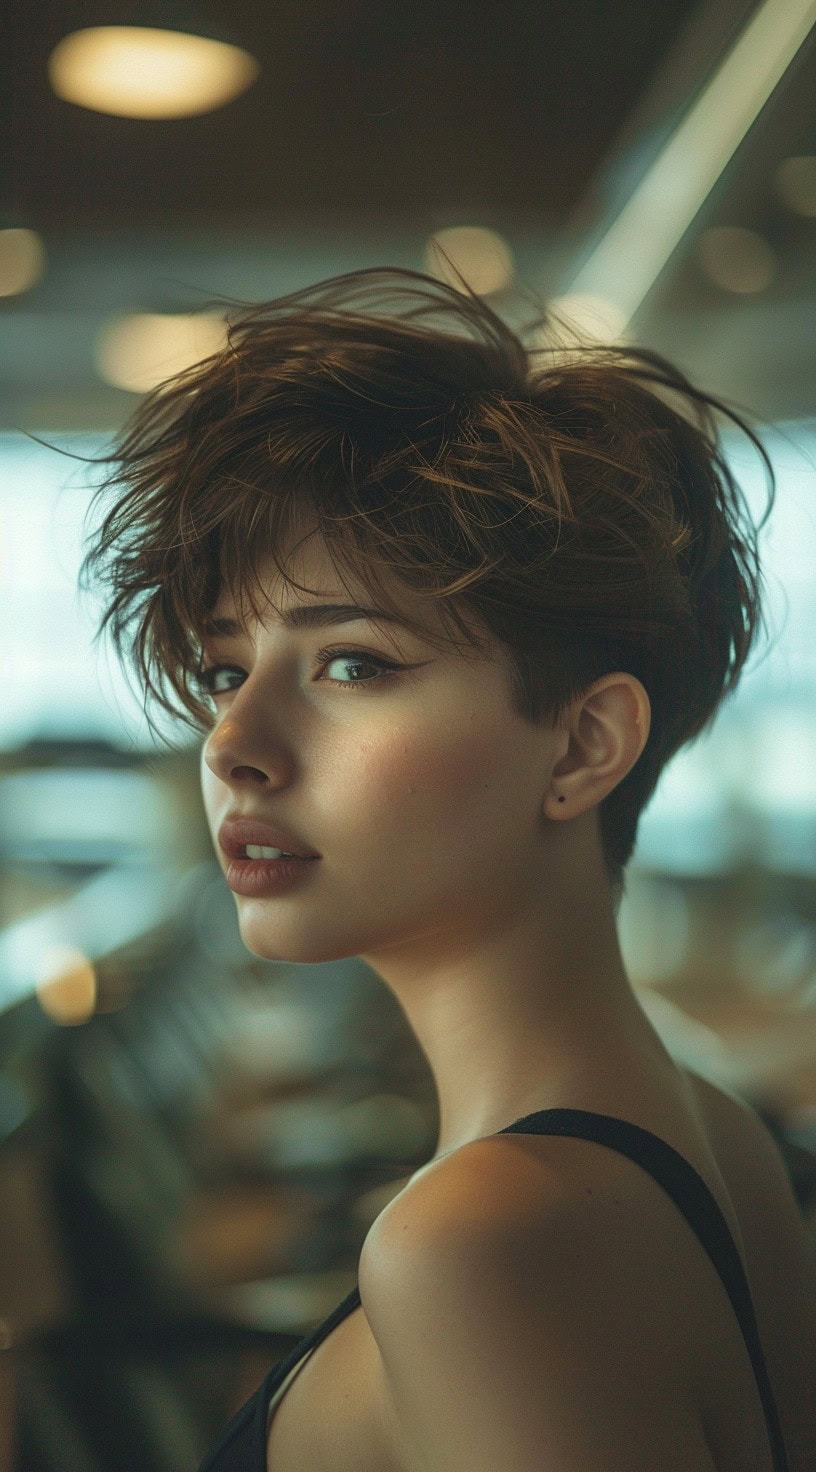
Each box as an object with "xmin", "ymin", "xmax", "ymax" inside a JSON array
[
  {"xmin": 0, "ymin": 228, "xmax": 46, "ymax": 297},
  {"xmin": 774, "ymin": 155, "xmax": 816, "ymax": 217},
  {"xmin": 695, "ymin": 225, "xmax": 777, "ymax": 294},
  {"xmin": 424, "ymin": 226, "xmax": 515, "ymax": 296},
  {"xmin": 95, "ymin": 312, "xmax": 228, "ymax": 393},
  {"xmin": 48, "ymin": 26, "xmax": 260, "ymax": 120},
  {"xmin": 36, "ymin": 945, "xmax": 97, "ymax": 1026}
]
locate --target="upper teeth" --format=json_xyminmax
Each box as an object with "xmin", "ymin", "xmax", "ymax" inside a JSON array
[{"xmin": 245, "ymin": 845, "xmax": 296, "ymax": 859}]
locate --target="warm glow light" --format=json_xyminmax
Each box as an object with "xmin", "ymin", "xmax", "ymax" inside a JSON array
[
  {"xmin": 36, "ymin": 945, "xmax": 97, "ymax": 1025},
  {"xmin": 48, "ymin": 26, "xmax": 260, "ymax": 119},
  {"xmin": 0, "ymin": 229, "xmax": 46, "ymax": 297},
  {"xmin": 695, "ymin": 226, "xmax": 776, "ymax": 293},
  {"xmin": 546, "ymin": 292, "xmax": 629, "ymax": 343},
  {"xmin": 95, "ymin": 312, "xmax": 228, "ymax": 393},
  {"xmin": 424, "ymin": 227, "xmax": 515, "ymax": 296},
  {"xmin": 774, "ymin": 155, "xmax": 816, "ymax": 217}
]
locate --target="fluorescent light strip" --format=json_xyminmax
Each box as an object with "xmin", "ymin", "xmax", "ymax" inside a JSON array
[{"xmin": 566, "ymin": 0, "xmax": 816, "ymax": 331}]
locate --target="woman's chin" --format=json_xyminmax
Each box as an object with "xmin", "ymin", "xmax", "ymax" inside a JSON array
[{"xmin": 233, "ymin": 916, "xmax": 351, "ymax": 968}]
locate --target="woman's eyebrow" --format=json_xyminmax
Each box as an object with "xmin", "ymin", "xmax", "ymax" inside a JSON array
[{"xmin": 202, "ymin": 603, "xmax": 412, "ymax": 638}]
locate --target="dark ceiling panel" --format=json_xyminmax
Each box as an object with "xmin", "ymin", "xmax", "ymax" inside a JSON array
[
  {"xmin": 5, "ymin": 1, "xmax": 816, "ymax": 429},
  {"xmin": 12, "ymin": 0, "xmax": 700, "ymax": 226}
]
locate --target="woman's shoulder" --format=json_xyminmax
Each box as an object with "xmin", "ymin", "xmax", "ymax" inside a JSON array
[
  {"xmin": 361, "ymin": 1074, "xmax": 815, "ymax": 1469},
  {"xmin": 361, "ymin": 1104, "xmax": 684, "ymax": 1289},
  {"xmin": 359, "ymin": 1123, "xmax": 715, "ymax": 1472}
]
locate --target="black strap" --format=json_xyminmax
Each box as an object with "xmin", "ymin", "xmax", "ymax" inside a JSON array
[
  {"xmin": 498, "ymin": 1108, "xmax": 789, "ymax": 1472},
  {"xmin": 196, "ymin": 1285, "xmax": 362, "ymax": 1471}
]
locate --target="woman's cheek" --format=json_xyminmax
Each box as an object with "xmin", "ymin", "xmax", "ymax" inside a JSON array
[
  {"xmin": 353, "ymin": 722, "xmax": 503, "ymax": 823},
  {"xmin": 354, "ymin": 736, "xmax": 433, "ymax": 806}
]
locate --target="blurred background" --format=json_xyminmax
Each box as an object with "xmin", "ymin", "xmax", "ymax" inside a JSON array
[{"xmin": 3, "ymin": 0, "xmax": 816, "ymax": 1467}]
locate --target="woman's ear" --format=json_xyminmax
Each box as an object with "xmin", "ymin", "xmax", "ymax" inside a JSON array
[{"xmin": 544, "ymin": 674, "xmax": 650, "ymax": 818}]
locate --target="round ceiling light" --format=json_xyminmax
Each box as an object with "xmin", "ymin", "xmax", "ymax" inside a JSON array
[
  {"xmin": 695, "ymin": 226, "xmax": 776, "ymax": 295},
  {"xmin": 774, "ymin": 156, "xmax": 816, "ymax": 218},
  {"xmin": 48, "ymin": 25, "xmax": 260, "ymax": 119},
  {"xmin": 424, "ymin": 227, "xmax": 515, "ymax": 297},
  {"xmin": 0, "ymin": 228, "xmax": 46, "ymax": 297},
  {"xmin": 95, "ymin": 312, "xmax": 228, "ymax": 393}
]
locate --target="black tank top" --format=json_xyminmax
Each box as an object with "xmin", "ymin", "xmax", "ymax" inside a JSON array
[{"xmin": 196, "ymin": 1107, "xmax": 790, "ymax": 1472}]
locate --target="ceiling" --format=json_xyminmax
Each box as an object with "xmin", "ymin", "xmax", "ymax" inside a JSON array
[{"xmin": 4, "ymin": 0, "xmax": 816, "ymax": 430}]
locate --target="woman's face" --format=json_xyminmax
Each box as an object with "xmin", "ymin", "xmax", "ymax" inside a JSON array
[{"xmin": 199, "ymin": 524, "xmax": 562, "ymax": 969}]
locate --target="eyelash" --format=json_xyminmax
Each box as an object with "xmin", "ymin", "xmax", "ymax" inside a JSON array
[{"xmin": 194, "ymin": 645, "xmax": 403, "ymax": 699}]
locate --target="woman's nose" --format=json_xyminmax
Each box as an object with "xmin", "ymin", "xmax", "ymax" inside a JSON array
[{"xmin": 202, "ymin": 707, "xmax": 293, "ymax": 788}]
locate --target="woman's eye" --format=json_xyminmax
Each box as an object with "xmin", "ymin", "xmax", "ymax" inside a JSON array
[
  {"xmin": 319, "ymin": 649, "xmax": 398, "ymax": 689},
  {"xmin": 193, "ymin": 649, "xmax": 400, "ymax": 700},
  {"xmin": 194, "ymin": 665, "xmax": 243, "ymax": 697}
]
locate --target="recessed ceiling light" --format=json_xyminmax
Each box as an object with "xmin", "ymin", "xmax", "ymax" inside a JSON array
[
  {"xmin": 48, "ymin": 25, "xmax": 260, "ymax": 119},
  {"xmin": 0, "ymin": 228, "xmax": 46, "ymax": 297},
  {"xmin": 695, "ymin": 225, "xmax": 776, "ymax": 294},
  {"xmin": 774, "ymin": 155, "xmax": 816, "ymax": 218},
  {"xmin": 424, "ymin": 227, "xmax": 515, "ymax": 296},
  {"xmin": 95, "ymin": 312, "xmax": 228, "ymax": 393}
]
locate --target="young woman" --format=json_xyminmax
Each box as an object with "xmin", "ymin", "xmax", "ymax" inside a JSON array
[{"xmin": 79, "ymin": 267, "xmax": 814, "ymax": 1470}]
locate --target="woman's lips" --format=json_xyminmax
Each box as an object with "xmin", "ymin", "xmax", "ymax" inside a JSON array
[{"xmin": 218, "ymin": 813, "xmax": 320, "ymax": 860}]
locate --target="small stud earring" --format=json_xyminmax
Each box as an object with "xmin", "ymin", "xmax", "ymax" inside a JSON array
[{"xmin": 558, "ymin": 795, "xmax": 566, "ymax": 803}]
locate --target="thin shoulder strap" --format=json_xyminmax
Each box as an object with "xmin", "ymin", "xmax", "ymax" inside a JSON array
[
  {"xmin": 250, "ymin": 1285, "xmax": 362, "ymax": 1468},
  {"xmin": 498, "ymin": 1108, "xmax": 789, "ymax": 1472},
  {"xmin": 196, "ymin": 1285, "xmax": 362, "ymax": 1471}
]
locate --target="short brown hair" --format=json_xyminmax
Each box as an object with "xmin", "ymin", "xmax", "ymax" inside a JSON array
[{"xmin": 77, "ymin": 266, "xmax": 776, "ymax": 899}]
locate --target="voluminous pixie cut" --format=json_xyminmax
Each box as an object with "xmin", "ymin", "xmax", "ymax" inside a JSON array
[{"xmin": 77, "ymin": 266, "xmax": 775, "ymax": 903}]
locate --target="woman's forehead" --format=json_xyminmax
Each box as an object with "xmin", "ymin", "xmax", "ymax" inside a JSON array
[
  {"xmin": 214, "ymin": 539, "xmax": 399, "ymax": 623},
  {"xmin": 210, "ymin": 515, "xmax": 496, "ymax": 654}
]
